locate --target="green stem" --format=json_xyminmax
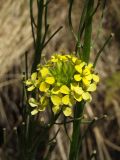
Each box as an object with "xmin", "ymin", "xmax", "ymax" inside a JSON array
[
  {"xmin": 76, "ymin": 0, "xmax": 88, "ymax": 57},
  {"xmin": 82, "ymin": 0, "xmax": 94, "ymax": 63},
  {"xmin": 31, "ymin": 0, "xmax": 44, "ymax": 72},
  {"xmin": 30, "ymin": 0, "xmax": 36, "ymax": 50},
  {"xmin": 68, "ymin": 0, "xmax": 77, "ymax": 41},
  {"xmin": 69, "ymin": 102, "xmax": 84, "ymax": 160}
]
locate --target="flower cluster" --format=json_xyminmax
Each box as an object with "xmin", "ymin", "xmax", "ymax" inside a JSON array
[{"xmin": 25, "ymin": 54, "xmax": 99, "ymax": 116}]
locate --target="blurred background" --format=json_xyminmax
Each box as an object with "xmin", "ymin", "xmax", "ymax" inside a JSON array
[{"xmin": 0, "ymin": 0, "xmax": 120, "ymax": 159}]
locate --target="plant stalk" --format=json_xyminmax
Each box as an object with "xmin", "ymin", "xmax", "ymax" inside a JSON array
[{"xmin": 69, "ymin": 102, "xmax": 84, "ymax": 160}]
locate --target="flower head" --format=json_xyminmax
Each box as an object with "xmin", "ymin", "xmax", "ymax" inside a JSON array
[{"xmin": 25, "ymin": 54, "xmax": 99, "ymax": 116}]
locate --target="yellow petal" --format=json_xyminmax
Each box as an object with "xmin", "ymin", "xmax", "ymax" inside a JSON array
[
  {"xmin": 80, "ymin": 62, "xmax": 86, "ymax": 68},
  {"xmin": 34, "ymin": 79, "xmax": 41, "ymax": 87},
  {"xmin": 69, "ymin": 96, "xmax": 75, "ymax": 107},
  {"xmin": 82, "ymin": 78, "xmax": 90, "ymax": 86},
  {"xmin": 39, "ymin": 82, "xmax": 49, "ymax": 92},
  {"xmin": 51, "ymin": 58, "xmax": 58, "ymax": 63},
  {"xmin": 85, "ymin": 74, "xmax": 93, "ymax": 80},
  {"xmin": 75, "ymin": 59, "xmax": 81, "ymax": 65},
  {"xmin": 25, "ymin": 80, "xmax": 32, "ymax": 85},
  {"xmin": 51, "ymin": 55, "xmax": 55, "ymax": 59},
  {"xmin": 45, "ymin": 76, "xmax": 55, "ymax": 84},
  {"xmin": 29, "ymin": 98, "xmax": 38, "ymax": 107},
  {"xmin": 82, "ymin": 92, "xmax": 91, "ymax": 100},
  {"xmin": 83, "ymin": 68, "xmax": 90, "ymax": 76},
  {"xmin": 31, "ymin": 109, "xmax": 38, "ymax": 115},
  {"xmin": 75, "ymin": 87, "xmax": 83, "ymax": 95},
  {"xmin": 66, "ymin": 55, "xmax": 71, "ymax": 59},
  {"xmin": 74, "ymin": 74, "xmax": 82, "ymax": 81},
  {"xmin": 60, "ymin": 55, "xmax": 68, "ymax": 61},
  {"xmin": 62, "ymin": 95, "xmax": 70, "ymax": 105},
  {"xmin": 63, "ymin": 107, "xmax": 72, "ymax": 116},
  {"xmin": 70, "ymin": 83, "xmax": 78, "ymax": 90},
  {"xmin": 51, "ymin": 95, "xmax": 62, "ymax": 106},
  {"xmin": 51, "ymin": 86, "xmax": 60, "ymax": 94},
  {"xmin": 92, "ymin": 74, "xmax": 99, "ymax": 83},
  {"xmin": 52, "ymin": 105, "xmax": 60, "ymax": 114},
  {"xmin": 87, "ymin": 83, "xmax": 96, "ymax": 92},
  {"xmin": 40, "ymin": 67, "xmax": 49, "ymax": 77},
  {"xmin": 31, "ymin": 72, "xmax": 37, "ymax": 81},
  {"xmin": 72, "ymin": 57, "xmax": 77, "ymax": 63},
  {"xmin": 73, "ymin": 93, "xmax": 82, "ymax": 102},
  {"xmin": 60, "ymin": 85, "xmax": 70, "ymax": 94},
  {"xmin": 27, "ymin": 85, "xmax": 35, "ymax": 91},
  {"xmin": 88, "ymin": 63, "xmax": 93, "ymax": 69},
  {"xmin": 75, "ymin": 65, "xmax": 82, "ymax": 73}
]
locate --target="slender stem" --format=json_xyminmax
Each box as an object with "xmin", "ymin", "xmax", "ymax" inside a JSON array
[
  {"xmin": 30, "ymin": 0, "xmax": 36, "ymax": 50},
  {"xmin": 93, "ymin": 33, "xmax": 114, "ymax": 67},
  {"xmin": 31, "ymin": 0, "xmax": 44, "ymax": 72},
  {"xmin": 69, "ymin": 102, "xmax": 84, "ymax": 160},
  {"xmin": 54, "ymin": 116, "xmax": 83, "ymax": 125},
  {"xmin": 42, "ymin": 0, "xmax": 49, "ymax": 45},
  {"xmin": 68, "ymin": 0, "xmax": 77, "ymax": 41},
  {"xmin": 42, "ymin": 26, "xmax": 63, "ymax": 49},
  {"xmin": 91, "ymin": 0, "xmax": 100, "ymax": 17},
  {"xmin": 82, "ymin": 0, "xmax": 94, "ymax": 63},
  {"xmin": 76, "ymin": 0, "xmax": 88, "ymax": 57}
]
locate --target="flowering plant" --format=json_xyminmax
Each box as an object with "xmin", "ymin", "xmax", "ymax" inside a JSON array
[
  {"xmin": 26, "ymin": 54, "xmax": 99, "ymax": 117},
  {"xmin": 19, "ymin": 0, "xmax": 112, "ymax": 160}
]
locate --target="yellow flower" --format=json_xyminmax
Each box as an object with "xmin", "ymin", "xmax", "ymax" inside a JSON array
[
  {"xmin": 51, "ymin": 55, "xmax": 58, "ymax": 62},
  {"xmin": 51, "ymin": 86, "xmax": 60, "ymax": 94},
  {"xmin": 73, "ymin": 93, "xmax": 82, "ymax": 102},
  {"xmin": 51, "ymin": 95, "xmax": 62, "ymax": 106},
  {"xmin": 82, "ymin": 77, "xmax": 91, "ymax": 86},
  {"xmin": 31, "ymin": 72, "xmax": 37, "ymax": 81},
  {"xmin": 75, "ymin": 65, "xmax": 82, "ymax": 74},
  {"xmin": 63, "ymin": 107, "xmax": 72, "ymax": 116},
  {"xmin": 92, "ymin": 74, "xmax": 99, "ymax": 83},
  {"xmin": 29, "ymin": 98, "xmax": 38, "ymax": 107},
  {"xmin": 31, "ymin": 109, "xmax": 39, "ymax": 115},
  {"xmin": 82, "ymin": 92, "xmax": 92, "ymax": 101},
  {"xmin": 25, "ymin": 53, "xmax": 99, "ymax": 116},
  {"xmin": 25, "ymin": 72, "xmax": 40, "ymax": 91},
  {"xmin": 45, "ymin": 76, "xmax": 55, "ymax": 84},
  {"xmin": 72, "ymin": 56, "xmax": 77, "ymax": 63},
  {"xmin": 62, "ymin": 95, "xmax": 70, "ymax": 105},
  {"xmin": 74, "ymin": 74, "xmax": 82, "ymax": 81},
  {"xmin": 39, "ymin": 82, "xmax": 50, "ymax": 92},
  {"xmin": 87, "ymin": 83, "xmax": 96, "ymax": 92},
  {"xmin": 52, "ymin": 105, "xmax": 60, "ymax": 114},
  {"xmin": 71, "ymin": 83, "xmax": 83, "ymax": 95},
  {"xmin": 88, "ymin": 63, "xmax": 93, "ymax": 69},
  {"xmin": 40, "ymin": 67, "xmax": 50, "ymax": 77},
  {"xmin": 29, "ymin": 96, "xmax": 48, "ymax": 115},
  {"xmin": 83, "ymin": 67, "xmax": 91, "ymax": 76},
  {"xmin": 60, "ymin": 85, "xmax": 70, "ymax": 94}
]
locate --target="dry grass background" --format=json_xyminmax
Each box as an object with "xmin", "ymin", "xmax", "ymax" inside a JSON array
[{"xmin": 0, "ymin": 0, "xmax": 120, "ymax": 160}]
